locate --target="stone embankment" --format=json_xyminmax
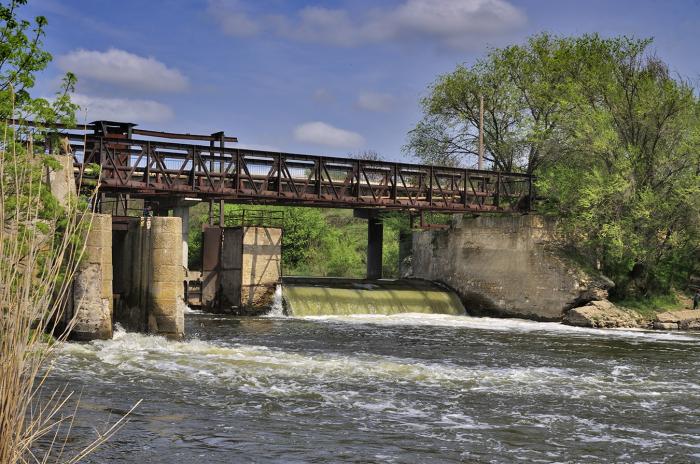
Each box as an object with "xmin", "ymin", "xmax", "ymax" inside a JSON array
[
  {"xmin": 652, "ymin": 310, "xmax": 700, "ymax": 330},
  {"xmin": 563, "ymin": 300, "xmax": 643, "ymax": 329}
]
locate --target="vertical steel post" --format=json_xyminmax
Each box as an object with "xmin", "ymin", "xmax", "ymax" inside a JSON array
[
  {"xmin": 428, "ymin": 166, "xmax": 433, "ymax": 205},
  {"xmin": 479, "ymin": 95, "xmax": 484, "ymax": 170},
  {"xmin": 495, "ymin": 172, "xmax": 501, "ymax": 208},
  {"xmin": 145, "ymin": 141, "xmax": 151, "ymax": 188}
]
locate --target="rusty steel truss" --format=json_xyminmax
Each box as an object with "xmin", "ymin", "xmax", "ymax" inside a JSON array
[{"xmin": 43, "ymin": 120, "xmax": 534, "ymax": 213}]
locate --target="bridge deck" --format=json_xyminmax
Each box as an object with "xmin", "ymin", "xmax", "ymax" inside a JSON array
[{"xmin": 37, "ymin": 120, "xmax": 533, "ymax": 213}]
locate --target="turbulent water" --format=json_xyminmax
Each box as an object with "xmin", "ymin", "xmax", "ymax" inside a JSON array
[
  {"xmin": 46, "ymin": 311, "xmax": 700, "ymax": 463},
  {"xmin": 282, "ymin": 279, "xmax": 465, "ymax": 316}
]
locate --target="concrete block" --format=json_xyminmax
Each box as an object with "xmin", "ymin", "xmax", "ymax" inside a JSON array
[
  {"xmin": 151, "ymin": 217, "xmax": 181, "ymax": 235},
  {"xmin": 150, "ymin": 281, "xmax": 183, "ymax": 300},
  {"xmin": 151, "ymin": 232, "xmax": 180, "ymax": 250},
  {"xmin": 71, "ymin": 263, "xmax": 112, "ymax": 340},
  {"xmin": 151, "ymin": 265, "xmax": 184, "ymax": 282},
  {"xmin": 151, "ymin": 248, "xmax": 181, "ymax": 267},
  {"xmin": 401, "ymin": 215, "xmax": 614, "ymax": 321}
]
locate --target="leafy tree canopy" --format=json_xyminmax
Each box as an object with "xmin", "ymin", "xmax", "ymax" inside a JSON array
[{"xmin": 407, "ymin": 33, "xmax": 700, "ymax": 297}]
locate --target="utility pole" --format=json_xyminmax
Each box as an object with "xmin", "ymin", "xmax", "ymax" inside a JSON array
[{"xmin": 478, "ymin": 95, "xmax": 484, "ymax": 170}]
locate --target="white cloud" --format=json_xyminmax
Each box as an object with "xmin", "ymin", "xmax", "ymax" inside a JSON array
[
  {"xmin": 72, "ymin": 94, "xmax": 174, "ymax": 123},
  {"xmin": 356, "ymin": 91, "xmax": 395, "ymax": 112},
  {"xmin": 210, "ymin": 0, "xmax": 525, "ymax": 50},
  {"xmin": 207, "ymin": 0, "xmax": 260, "ymax": 36},
  {"xmin": 57, "ymin": 49, "xmax": 188, "ymax": 92},
  {"xmin": 294, "ymin": 121, "xmax": 364, "ymax": 148}
]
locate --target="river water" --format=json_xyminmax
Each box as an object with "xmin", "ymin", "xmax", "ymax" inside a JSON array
[{"xmin": 47, "ymin": 311, "xmax": 700, "ymax": 463}]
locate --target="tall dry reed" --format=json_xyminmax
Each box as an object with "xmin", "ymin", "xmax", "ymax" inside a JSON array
[{"xmin": 0, "ymin": 108, "xmax": 136, "ymax": 463}]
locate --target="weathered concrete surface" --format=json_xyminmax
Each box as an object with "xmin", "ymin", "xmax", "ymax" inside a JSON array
[
  {"xmin": 147, "ymin": 217, "xmax": 185, "ymax": 338},
  {"xmin": 563, "ymin": 300, "xmax": 642, "ymax": 328},
  {"xmin": 112, "ymin": 216, "xmax": 185, "ymax": 338},
  {"xmin": 200, "ymin": 226, "xmax": 281, "ymax": 313},
  {"xmin": 46, "ymin": 155, "xmax": 76, "ymax": 207},
  {"xmin": 400, "ymin": 215, "xmax": 613, "ymax": 321},
  {"xmin": 241, "ymin": 226, "xmax": 281, "ymax": 310},
  {"xmin": 71, "ymin": 214, "xmax": 113, "ymax": 340},
  {"xmin": 653, "ymin": 310, "xmax": 700, "ymax": 330},
  {"xmin": 172, "ymin": 205, "xmax": 190, "ymax": 270}
]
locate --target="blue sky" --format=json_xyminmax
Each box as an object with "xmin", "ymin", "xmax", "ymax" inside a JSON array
[{"xmin": 26, "ymin": 0, "xmax": 700, "ymax": 162}]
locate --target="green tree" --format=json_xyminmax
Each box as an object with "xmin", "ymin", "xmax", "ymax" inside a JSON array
[
  {"xmin": 406, "ymin": 33, "xmax": 576, "ymax": 173},
  {"xmin": 409, "ymin": 33, "xmax": 700, "ymax": 297}
]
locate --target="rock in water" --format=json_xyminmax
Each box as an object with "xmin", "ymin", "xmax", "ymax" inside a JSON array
[{"xmin": 563, "ymin": 300, "xmax": 641, "ymax": 328}]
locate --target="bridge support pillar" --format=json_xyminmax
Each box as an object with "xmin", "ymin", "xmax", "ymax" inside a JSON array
[
  {"xmin": 367, "ymin": 215, "xmax": 383, "ymax": 280},
  {"xmin": 172, "ymin": 205, "xmax": 190, "ymax": 270},
  {"xmin": 147, "ymin": 217, "xmax": 185, "ymax": 338},
  {"xmin": 68, "ymin": 213, "xmax": 113, "ymax": 341},
  {"xmin": 111, "ymin": 216, "xmax": 185, "ymax": 339}
]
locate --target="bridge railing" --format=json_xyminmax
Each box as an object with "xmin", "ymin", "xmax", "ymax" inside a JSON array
[{"xmin": 64, "ymin": 133, "xmax": 533, "ymax": 213}]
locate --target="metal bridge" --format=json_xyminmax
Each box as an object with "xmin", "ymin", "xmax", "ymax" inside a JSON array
[{"xmin": 38, "ymin": 120, "xmax": 534, "ymax": 214}]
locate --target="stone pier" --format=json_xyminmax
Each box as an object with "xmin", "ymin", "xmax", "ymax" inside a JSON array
[
  {"xmin": 70, "ymin": 213, "xmax": 113, "ymax": 341},
  {"xmin": 147, "ymin": 217, "xmax": 185, "ymax": 337},
  {"xmin": 112, "ymin": 216, "xmax": 185, "ymax": 338}
]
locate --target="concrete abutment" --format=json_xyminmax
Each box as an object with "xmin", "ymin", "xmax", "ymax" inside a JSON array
[{"xmin": 400, "ymin": 214, "xmax": 613, "ymax": 321}]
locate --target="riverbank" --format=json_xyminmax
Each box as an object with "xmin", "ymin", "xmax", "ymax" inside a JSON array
[{"xmin": 562, "ymin": 291, "xmax": 699, "ymax": 331}]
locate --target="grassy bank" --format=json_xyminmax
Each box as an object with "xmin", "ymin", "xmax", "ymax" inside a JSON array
[{"xmin": 614, "ymin": 291, "xmax": 691, "ymax": 319}]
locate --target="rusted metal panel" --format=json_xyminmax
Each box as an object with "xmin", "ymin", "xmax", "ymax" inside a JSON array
[
  {"xmin": 202, "ymin": 226, "xmax": 221, "ymax": 272},
  {"xmin": 30, "ymin": 121, "xmax": 534, "ymax": 214}
]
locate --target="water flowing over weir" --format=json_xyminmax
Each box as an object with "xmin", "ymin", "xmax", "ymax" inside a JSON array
[{"xmin": 280, "ymin": 278, "xmax": 466, "ymax": 317}]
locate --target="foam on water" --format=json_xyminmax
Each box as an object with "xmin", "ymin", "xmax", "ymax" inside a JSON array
[
  {"xmin": 56, "ymin": 322, "xmax": 698, "ymax": 404},
  {"xmin": 297, "ymin": 312, "xmax": 700, "ymax": 342},
  {"xmin": 49, "ymin": 313, "xmax": 700, "ymax": 462},
  {"xmin": 264, "ymin": 284, "xmax": 285, "ymax": 317}
]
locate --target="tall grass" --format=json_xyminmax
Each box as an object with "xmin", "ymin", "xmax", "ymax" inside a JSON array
[{"xmin": 0, "ymin": 111, "xmax": 135, "ymax": 462}]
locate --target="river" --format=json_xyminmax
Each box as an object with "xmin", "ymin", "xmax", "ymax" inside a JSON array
[{"xmin": 47, "ymin": 311, "xmax": 700, "ymax": 463}]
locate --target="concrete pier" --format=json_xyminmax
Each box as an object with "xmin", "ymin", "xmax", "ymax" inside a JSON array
[
  {"xmin": 353, "ymin": 209, "xmax": 384, "ymax": 280},
  {"xmin": 201, "ymin": 225, "xmax": 281, "ymax": 313},
  {"xmin": 70, "ymin": 213, "xmax": 113, "ymax": 340},
  {"xmin": 366, "ymin": 216, "xmax": 383, "ymax": 280},
  {"xmin": 112, "ymin": 216, "xmax": 185, "ymax": 338},
  {"xmin": 147, "ymin": 217, "xmax": 185, "ymax": 338}
]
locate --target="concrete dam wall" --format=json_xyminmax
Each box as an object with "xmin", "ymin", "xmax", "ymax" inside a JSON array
[{"xmin": 400, "ymin": 215, "xmax": 611, "ymax": 321}]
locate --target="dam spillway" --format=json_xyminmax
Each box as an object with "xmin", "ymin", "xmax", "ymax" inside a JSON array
[{"xmin": 280, "ymin": 278, "xmax": 466, "ymax": 317}]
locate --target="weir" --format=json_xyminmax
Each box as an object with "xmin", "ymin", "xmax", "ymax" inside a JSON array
[{"xmin": 281, "ymin": 278, "xmax": 466, "ymax": 317}]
